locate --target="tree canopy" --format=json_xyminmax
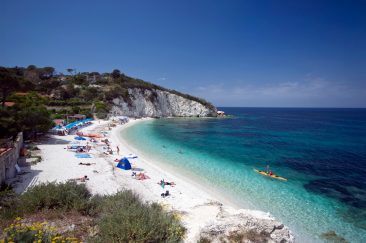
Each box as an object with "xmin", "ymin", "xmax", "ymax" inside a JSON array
[
  {"xmin": 0, "ymin": 65, "xmax": 215, "ymax": 139},
  {"xmin": 0, "ymin": 67, "xmax": 20, "ymax": 107},
  {"xmin": 0, "ymin": 93, "xmax": 53, "ymax": 139}
]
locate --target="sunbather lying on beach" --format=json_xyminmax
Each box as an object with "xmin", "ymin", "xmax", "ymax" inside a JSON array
[
  {"xmin": 158, "ymin": 180, "xmax": 176, "ymax": 187},
  {"xmin": 76, "ymin": 148, "xmax": 85, "ymax": 153},
  {"xmin": 79, "ymin": 162, "xmax": 96, "ymax": 166},
  {"xmin": 136, "ymin": 173, "xmax": 150, "ymax": 180},
  {"xmin": 70, "ymin": 175, "xmax": 89, "ymax": 182}
]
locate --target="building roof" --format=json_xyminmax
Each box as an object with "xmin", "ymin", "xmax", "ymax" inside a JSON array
[
  {"xmin": 53, "ymin": 119, "xmax": 65, "ymax": 125},
  {"xmin": 0, "ymin": 147, "xmax": 12, "ymax": 156},
  {"xmin": 0, "ymin": 101, "xmax": 16, "ymax": 107},
  {"xmin": 68, "ymin": 114, "xmax": 86, "ymax": 119},
  {"xmin": 15, "ymin": 92, "xmax": 28, "ymax": 96}
]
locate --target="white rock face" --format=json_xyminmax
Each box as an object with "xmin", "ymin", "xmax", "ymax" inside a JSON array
[
  {"xmin": 198, "ymin": 206, "xmax": 295, "ymax": 243},
  {"xmin": 110, "ymin": 88, "xmax": 217, "ymax": 117}
]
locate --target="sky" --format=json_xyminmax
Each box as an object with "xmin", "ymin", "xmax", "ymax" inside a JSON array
[{"xmin": 1, "ymin": 0, "xmax": 365, "ymax": 107}]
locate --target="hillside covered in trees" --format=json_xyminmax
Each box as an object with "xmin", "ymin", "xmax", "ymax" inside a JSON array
[{"xmin": 0, "ymin": 65, "xmax": 216, "ymax": 139}]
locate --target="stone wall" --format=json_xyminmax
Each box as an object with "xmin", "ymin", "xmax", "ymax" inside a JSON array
[{"xmin": 0, "ymin": 132, "xmax": 23, "ymax": 184}]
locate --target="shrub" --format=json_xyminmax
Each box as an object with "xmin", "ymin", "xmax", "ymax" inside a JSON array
[
  {"xmin": 197, "ymin": 236, "xmax": 211, "ymax": 243},
  {"xmin": 91, "ymin": 190, "xmax": 185, "ymax": 243},
  {"xmin": 79, "ymin": 109, "xmax": 93, "ymax": 119},
  {"xmin": 30, "ymin": 155, "xmax": 42, "ymax": 165},
  {"xmin": 19, "ymin": 181, "xmax": 92, "ymax": 214},
  {"xmin": 0, "ymin": 185, "xmax": 20, "ymax": 220},
  {"xmin": 51, "ymin": 113, "xmax": 63, "ymax": 120},
  {"xmin": 94, "ymin": 102, "xmax": 110, "ymax": 112},
  {"xmin": 1, "ymin": 217, "xmax": 81, "ymax": 243},
  {"xmin": 96, "ymin": 112, "xmax": 108, "ymax": 119},
  {"xmin": 1, "ymin": 183, "xmax": 186, "ymax": 243}
]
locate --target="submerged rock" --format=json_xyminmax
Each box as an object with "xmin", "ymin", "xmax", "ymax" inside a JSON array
[{"xmin": 320, "ymin": 231, "xmax": 348, "ymax": 243}]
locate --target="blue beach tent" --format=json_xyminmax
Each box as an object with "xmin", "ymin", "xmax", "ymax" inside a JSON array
[
  {"xmin": 74, "ymin": 136, "xmax": 86, "ymax": 140},
  {"xmin": 117, "ymin": 157, "xmax": 132, "ymax": 170}
]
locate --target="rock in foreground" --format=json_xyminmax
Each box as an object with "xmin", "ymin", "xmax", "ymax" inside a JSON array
[{"xmin": 198, "ymin": 207, "xmax": 294, "ymax": 243}]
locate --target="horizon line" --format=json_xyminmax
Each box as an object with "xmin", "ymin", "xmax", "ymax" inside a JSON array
[{"xmin": 216, "ymin": 106, "xmax": 366, "ymax": 109}]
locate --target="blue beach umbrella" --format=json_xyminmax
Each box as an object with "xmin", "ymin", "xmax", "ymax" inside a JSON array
[{"xmin": 74, "ymin": 136, "xmax": 86, "ymax": 140}]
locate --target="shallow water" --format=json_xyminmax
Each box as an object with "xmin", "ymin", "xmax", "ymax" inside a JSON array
[{"xmin": 121, "ymin": 108, "xmax": 366, "ymax": 242}]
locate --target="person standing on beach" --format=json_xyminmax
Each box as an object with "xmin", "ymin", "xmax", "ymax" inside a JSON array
[
  {"xmin": 117, "ymin": 146, "xmax": 120, "ymax": 155},
  {"xmin": 86, "ymin": 142, "xmax": 90, "ymax": 152}
]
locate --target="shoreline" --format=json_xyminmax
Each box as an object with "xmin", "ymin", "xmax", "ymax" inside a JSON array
[
  {"xmin": 111, "ymin": 118, "xmax": 294, "ymax": 242},
  {"xmin": 111, "ymin": 118, "xmax": 241, "ymax": 210},
  {"xmin": 14, "ymin": 119, "xmax": 294, "ymax": 242}
]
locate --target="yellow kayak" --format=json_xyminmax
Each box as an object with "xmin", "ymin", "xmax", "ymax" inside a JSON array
[{"xmin": 254, "ymin": 169, "xmax": 288, "ymax": 181}]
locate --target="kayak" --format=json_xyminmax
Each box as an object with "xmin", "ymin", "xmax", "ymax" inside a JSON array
[{"xmin": 254, "ymin": 169, "xmax": 288, "ymax": 181}]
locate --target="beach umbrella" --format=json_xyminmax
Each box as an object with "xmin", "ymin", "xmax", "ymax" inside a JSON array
[{"xmin": 74, "ymin": 136, "xmax": 86, "ymax": 140}]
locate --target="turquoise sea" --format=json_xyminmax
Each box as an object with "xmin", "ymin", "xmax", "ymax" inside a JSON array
[{"xmin": 121, "ymin": 108, "xmax": 366, "ymax": 242}]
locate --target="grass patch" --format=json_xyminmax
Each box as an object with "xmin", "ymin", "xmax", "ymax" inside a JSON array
[{"xmin": 30, "ymin": 155, "xmax": 42, "ymax": 164}]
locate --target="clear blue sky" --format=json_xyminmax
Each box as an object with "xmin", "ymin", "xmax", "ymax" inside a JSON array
[{"xmin": 1, "ymin": 0, "xmax": 365, "ymax": 107}]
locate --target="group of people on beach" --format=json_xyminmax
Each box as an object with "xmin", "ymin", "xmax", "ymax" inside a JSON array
[{"xmin": 68, "ymin": 119, "xmax": 177, "ymax": 199}]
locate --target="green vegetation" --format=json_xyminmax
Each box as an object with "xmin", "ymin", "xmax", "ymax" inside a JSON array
[
  {"xmin": 2, "ymin": 218, "xmax": 81, "ymax": 243},
  {"xmin": 0, "ymin": 182, "xmax": 186, "ymax": 242},
  {"xmin": 0, "ymin": 65, "xmax": 216, "ymax": 139},
  {"xmin": 19, "ymin": 181, "xmax": 92, "ymax": 215},
  {"xmin": 0, "ymin": 91, "xmax": 53, "ymax": 139},
  {"xmin": 94, "ymin": 191, "xmax": 185, "ymax": 242}
]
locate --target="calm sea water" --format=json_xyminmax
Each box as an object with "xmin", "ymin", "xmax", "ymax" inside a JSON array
[{"xmin": 121, "ymin": 108, "xmax": 366, "ymax": 242}]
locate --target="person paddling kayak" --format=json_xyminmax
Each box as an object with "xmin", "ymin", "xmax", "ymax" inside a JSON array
[{"xmin": 254, "ymin": 168, "xmax": 287, "ymax": 181}]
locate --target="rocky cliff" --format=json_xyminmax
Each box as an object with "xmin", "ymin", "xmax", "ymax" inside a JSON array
[{"xmin": 110, "ymin": 88, "xmax": 217, "ymax": 117}]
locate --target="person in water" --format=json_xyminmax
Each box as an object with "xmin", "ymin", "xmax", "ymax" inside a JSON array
[{"xmin": 268, "ymin": 170, "xmax": 273, "ymax": 176}]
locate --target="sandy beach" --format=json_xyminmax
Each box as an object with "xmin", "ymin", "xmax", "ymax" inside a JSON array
[{"xmin": 14, "ymin": 119, "xmax": 293, "ymax": 242}]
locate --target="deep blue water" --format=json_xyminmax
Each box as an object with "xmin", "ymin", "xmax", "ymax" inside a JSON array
[{"xmin": 122, "ymin": 108, "xmax": 366, "ymax": 242}]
